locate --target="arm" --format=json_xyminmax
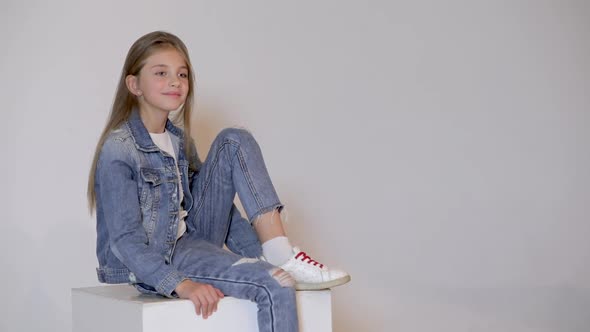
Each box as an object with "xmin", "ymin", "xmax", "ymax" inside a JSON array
[{"xmin": 96, "ymin": 139, "xmax": 186, "ymax": 297}]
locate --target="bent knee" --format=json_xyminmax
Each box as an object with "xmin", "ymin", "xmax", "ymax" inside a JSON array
[{"xmin": 217, "ymin": 127, "xmax": 254, "ymax": 144}]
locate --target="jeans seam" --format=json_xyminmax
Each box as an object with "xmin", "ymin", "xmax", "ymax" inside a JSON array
[
  {"xmin": 234, "ymin": 143, "xmax": 265, "ymax": 212},
  {"xmin": 186, "ymin": 275, "xmax": 275, "ymax": 332},
  {"xmin": 192, "ymin": 141, "xmax": 227, "ymax": 230},
  {"xmin": 195, "ymin": 138, "xmax": 265, "ymax": 224}
]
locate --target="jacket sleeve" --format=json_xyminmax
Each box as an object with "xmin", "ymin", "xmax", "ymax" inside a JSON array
[{"xmin": 96, "ymin": 138, "xmax": 186, "ymax": 298}]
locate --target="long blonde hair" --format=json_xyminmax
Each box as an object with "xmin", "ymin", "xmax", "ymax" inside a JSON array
[{"xmin": 87, "ymin": 31, "xmax": 197, "ymax": 214}]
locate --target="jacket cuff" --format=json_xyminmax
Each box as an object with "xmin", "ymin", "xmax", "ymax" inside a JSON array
[{"xmin": 156, "ymin": 269, "xmax": 187, "ymax": 298}]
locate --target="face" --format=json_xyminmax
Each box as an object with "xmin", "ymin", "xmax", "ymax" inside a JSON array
[{"xmin": 129, "ymin": 48, "xmax": 190, "ymax": 114}]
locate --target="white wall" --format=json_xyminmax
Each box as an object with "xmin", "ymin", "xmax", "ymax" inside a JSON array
[{"xmin": 1, "ymin": 1, "xmax": 589, "ymax": 331}]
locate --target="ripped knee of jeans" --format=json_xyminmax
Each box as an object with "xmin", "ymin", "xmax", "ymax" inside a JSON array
[
  {"xmin": 232, "ymin": 257, "xmax": 261, "ymax": 266},
  {"xmin": 251, "ymin": 205, "xmax": 289, "ymax": 228},
  {"xmin": 269, "ymin": 267, "xmax": 295, "ymax": 288}
]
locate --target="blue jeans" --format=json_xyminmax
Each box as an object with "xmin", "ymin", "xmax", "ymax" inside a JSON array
[{"xmin": 171, "ymin": 128, "xmax": 298, "ymax": 332}]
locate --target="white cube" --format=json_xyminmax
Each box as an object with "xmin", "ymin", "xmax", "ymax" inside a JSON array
[{"xmin": 72, "ymin": 285, "xmax": 332, "ymax": 332}]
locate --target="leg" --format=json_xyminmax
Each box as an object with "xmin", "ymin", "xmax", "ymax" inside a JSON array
[
  {"xmin": 226, "ymin": 204, "xmax": 263, "ymax": 258},
  {"xmin": 173, "ymin": 235, "xmax": 298, "ymax": 332},
  {"xmin": 252, "ymin": 207, "xmax": 287, "ymax": 243},
  {"xmin": 186, "ymin": 128, "xmax": 283, "ymax": 248},
  {"xmin": 186, "ymin": 127, "xmax": 350, "ymax": 290}
]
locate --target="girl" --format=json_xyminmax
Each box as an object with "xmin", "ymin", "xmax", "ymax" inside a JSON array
[{"xmin": 87, "ymin": 31, "xmax": 350, "ymax": 332}]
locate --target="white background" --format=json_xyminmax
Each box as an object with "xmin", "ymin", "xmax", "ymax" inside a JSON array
[{"xmin": 1, "ymin": 1, "xmax": 589, "ymax": 331}]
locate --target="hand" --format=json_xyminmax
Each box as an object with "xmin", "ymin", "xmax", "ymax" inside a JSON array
[{"xmin": 174, "ymin": 279, "xmax": 224, "ymax": 319}]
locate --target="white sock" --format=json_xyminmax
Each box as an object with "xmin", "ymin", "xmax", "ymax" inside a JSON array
[{"xmin": 262, "ymin": 236, "xmax": 294, "ymax": 266}]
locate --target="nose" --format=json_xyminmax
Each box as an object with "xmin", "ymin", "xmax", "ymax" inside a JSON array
[{"xmin": 169, "ymin": 76, "xmax": 180, "ymax": 88}]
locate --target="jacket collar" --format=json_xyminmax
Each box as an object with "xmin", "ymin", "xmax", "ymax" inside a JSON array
[{"xmin": 127, "ymin": 107, "xmax": 185, "ymax": 153}]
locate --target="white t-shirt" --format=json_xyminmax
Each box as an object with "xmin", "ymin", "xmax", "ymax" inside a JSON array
[{"xmin": 149, "ymin": 130, "xmax": 187, "ymax": 240}]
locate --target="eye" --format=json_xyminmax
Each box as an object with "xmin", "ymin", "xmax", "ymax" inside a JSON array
[
  {"xmin": 179, "ymin": 73, "xmax": 188, "ymax": 79},
  {"xmin": 155, "ymin": 71, "xmax": 166, "ymax": 76}
]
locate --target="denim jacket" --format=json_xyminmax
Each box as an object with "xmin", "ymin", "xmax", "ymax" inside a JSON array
[{"xmin": 94, "ymin": 108, "xmax": 201, "ymax": 297}]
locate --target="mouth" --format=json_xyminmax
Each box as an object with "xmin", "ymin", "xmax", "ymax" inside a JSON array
[{"xmin": 163, "ymin": 92, "xmax": 182, "ymax": 97}]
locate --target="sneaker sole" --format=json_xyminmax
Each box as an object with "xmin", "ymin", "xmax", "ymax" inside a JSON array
[{"xmin": 294, "ymin": 275, "xmax": 351, "ymax": 291}]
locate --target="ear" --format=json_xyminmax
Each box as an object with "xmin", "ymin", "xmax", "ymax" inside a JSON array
[{"xmin": 125, "ymin": 74, "xmax": 142, "ymax": 96}]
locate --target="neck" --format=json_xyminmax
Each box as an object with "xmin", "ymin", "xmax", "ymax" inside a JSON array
[{"xmin": 138, "ymin": 106, "xmax": 168, "ymax": 133}]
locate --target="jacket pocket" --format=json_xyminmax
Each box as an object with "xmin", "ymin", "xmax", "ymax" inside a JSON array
[
  {"xmin": 139, "ymin": 168, "xmax": 167, "ymax": 238},
  {"xmin": 141, "ymin": 168, "xmax": 165, "ymax": 186}
]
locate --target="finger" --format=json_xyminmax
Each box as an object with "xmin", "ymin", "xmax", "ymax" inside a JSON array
[
  {"xmin": 204, "ymin": 292, "xmax": 217, "ymax": 319},
  {"xmin": 196, "ymin": 294, "xmax": 208, "ymax": 317},
  {"xmin": 208, "ymin": 287, "xmax": 220, "ymax": 318},
  {"xmin": 210, "ymin": 287, "xmax": 222, "ymax": 312},
  {"xmin": 208, "ymin": 302, "xmax": 216, "ymax": 319},
  {"xmin": 201, "ymin": 293, "xmax": 212, "ymax": 319},
  {"xmin": 193, "ymin": 297, "xmax": 202, "ymax": 316}
]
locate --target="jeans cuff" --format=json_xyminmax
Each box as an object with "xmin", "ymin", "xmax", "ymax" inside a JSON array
[{"xmin": 250, "ymin": 203, "xmax": 286, "ymax": 225}]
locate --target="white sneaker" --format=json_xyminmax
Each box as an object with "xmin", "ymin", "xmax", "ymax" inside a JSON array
[{"xmin": 279, "ymin": 247, "xmax": 351, "ymax": 290}]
